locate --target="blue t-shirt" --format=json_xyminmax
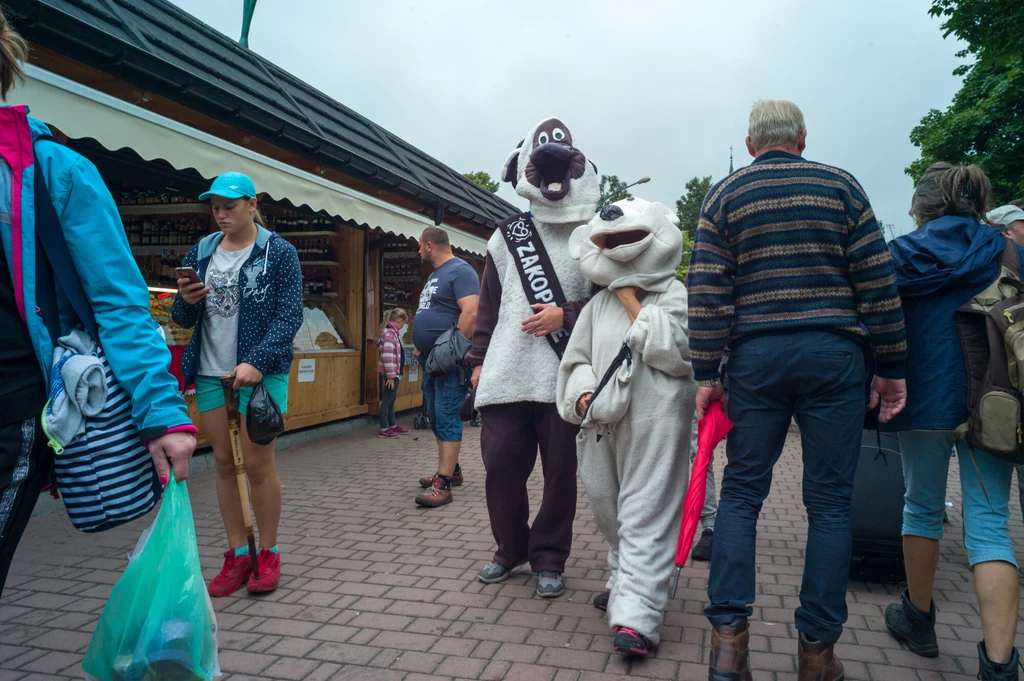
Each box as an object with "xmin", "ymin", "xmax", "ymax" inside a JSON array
[{"xmin": 412, "ymin": 257, "xmax": 480, "ymax": 357}]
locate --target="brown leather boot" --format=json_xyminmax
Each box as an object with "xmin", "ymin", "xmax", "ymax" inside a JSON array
[
  {"xmin": 709, "ymin": 618, "xmax": 753, "ymax": 681},
  {"xmin": 798, "ymin": 633, "xmax": 844, "ymax": 681}
]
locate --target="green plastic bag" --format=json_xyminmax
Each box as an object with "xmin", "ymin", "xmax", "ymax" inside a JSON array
[{"xmin": 83, "ymin": 476, "xmax": 220, "ymax": 681}]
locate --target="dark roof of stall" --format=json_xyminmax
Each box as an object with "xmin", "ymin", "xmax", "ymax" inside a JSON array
[{"xmin": 9, "ymin": 0, "xmax": 516, "ymax": 227}]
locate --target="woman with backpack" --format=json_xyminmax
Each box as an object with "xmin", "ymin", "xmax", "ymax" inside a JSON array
[
  {"xmin": 0, "ymin": 12, "xmax": 196, "ymax": 597},
  {"xmin": 173, "ymin": 173, "xmax": 302, "ymax": 597},
  {"xmin": 883, "ymin": 163, "xmax": 1022, "ymax": 681},
  {"xmin": 376, "ymin": 308, "xmax": 410, "ymax": 438}
]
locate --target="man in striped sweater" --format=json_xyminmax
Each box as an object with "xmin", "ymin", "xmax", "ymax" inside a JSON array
[{"xmin": 689, "ymin": 100, "xmax": 908, "ymax": 681}]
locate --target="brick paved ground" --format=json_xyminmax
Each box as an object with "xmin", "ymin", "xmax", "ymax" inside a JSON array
[{"xmin": 1, "ymin": 417, "xmax": 1021, "ymax": 681}]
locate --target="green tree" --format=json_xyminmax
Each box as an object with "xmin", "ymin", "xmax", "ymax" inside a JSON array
[
  {"xmin": 463, "ymin": 171, "xmax": 500, "ymax": 193},
  {"xmin": 676, "ymin": 230, "xmax": 694, "ymax": 283},
  {"xmin": 929, "ymin": 0, "xmax": 1023, "ymax": 67},
  {"xmin": 675, "ymin": 175, "xmax": 713, "ymax": 241},
  {"xmin": 905, "ymin": 58, "xmax": 1024, "ymax": 204},
  {"xmin": 907, "ymin": 0, "xmax": 1024, "ymax": 204},
  {"xmin": 598, "ymin": 175, "xmax": 632, "ymax": 205}
]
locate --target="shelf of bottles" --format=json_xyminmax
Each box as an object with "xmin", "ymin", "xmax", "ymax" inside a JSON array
[
  {"xmin": 381, "ymin": 249, "xmax": 422, "ymax": 308},
  {"xmin": 260, "ymin": 206, "xmax": 342, "ymax": 297}
]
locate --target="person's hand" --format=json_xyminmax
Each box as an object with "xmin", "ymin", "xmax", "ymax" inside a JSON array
[
  {"xmin": 177, "ymin": 278, "xmax": 210, "ymax": 305},
  {"xmin": 148, "ymin": 431, "xmax": 195, "ymax": 484},
  {"xmin": 615, "ymin": 286, "xmax": 639, "ymax": 303},
  {"xmin": 696, "ymin": 383, "xmax": 725, "ymax": 420},
  {"xmin": 413, "ymin": 347, "xmax": 421, "ymax": 359},
  {"xmin": 471, "ymin": 364, "xmax": 482, "ymax": 389},
  {"xmin": 386, "ymin": 377, "xmax": 395, "ymax": 390},
  {"xmin": 576, "ymin": 392, "xmax": 594, "ymax": 416},
  {"xmin": 869, "ymin": 376, "xmax": 907, "ymax": 423},
  {"xmin": 231, "ymin": 362, "xmax": 263, "ymax": 389},
  {"xmin": 521, "ymin": 304, "xmax": 564, "ymax": 337}
]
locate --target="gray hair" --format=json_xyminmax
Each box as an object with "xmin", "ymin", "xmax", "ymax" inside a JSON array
[{"xmin": 748, "ymin": 100, "xmax": 805, "ymax": 151}]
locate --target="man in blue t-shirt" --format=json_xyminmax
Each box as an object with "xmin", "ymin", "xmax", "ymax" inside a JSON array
[{"xmin": 411, "ymin": 227, "xmax": 479, "ymax": 508}]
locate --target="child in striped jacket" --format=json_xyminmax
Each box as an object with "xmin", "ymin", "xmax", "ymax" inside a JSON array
[{"xmin": 376, "ymin": 308, "xmax": 409, "ymax": 438}]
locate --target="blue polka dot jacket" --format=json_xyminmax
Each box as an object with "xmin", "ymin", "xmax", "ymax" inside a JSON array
[{"xmin": 172, "ymin": 225, "xmax": 303, "ymax": 384}]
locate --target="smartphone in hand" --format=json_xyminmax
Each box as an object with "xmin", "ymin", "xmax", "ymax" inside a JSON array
[{"xmin": 175, "ymin": 266, "xmax": 203, "ymax": 286}]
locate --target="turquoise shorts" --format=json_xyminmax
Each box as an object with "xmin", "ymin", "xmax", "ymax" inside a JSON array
[{"xmin": 194, "ymin": 374, "xmax": 289, "ymax": 416}]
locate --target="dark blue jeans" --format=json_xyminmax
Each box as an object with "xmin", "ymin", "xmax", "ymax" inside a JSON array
[{"xmin": 705, "ymin": 331, "xmax": 866, "ymax": 644}]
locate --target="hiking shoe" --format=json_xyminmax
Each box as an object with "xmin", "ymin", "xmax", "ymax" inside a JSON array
[
  {"xmin": 978, "ymin": 641, "xmax": 1020, "ymax": 681},
  {"xmin": 418, "ymin": 469, "xmax": 463, "ymax": 488},
  {"xmin": 593, "ymin": 589, "xmax": 610, "ymax": 611},
  {"xmin": 691, "ymin": 528, "xmax": 714, "ymax": 562},
  {"xmin": 536, "ymin": 570, "xmax": 565, "ymax": 598},
  {"xmin": 208, "ymin": 550, "xmax": 253, "ymax": 598},
  {"xmin": 415, "ymin": 477, "xmax": 453, "ymax": 508},
  {"xmin": 391, "ymin": 425, "xmax": 409, "ymax": 434},
  {"xmin": 378, "ymin": 428, "xmax": 399, "ymax": 439},
  {"xmin": 246, "ymin": 550, "xmax": 280, "ymax": 594},
  {"xmin": 477, "ymin": 559, "xmax": 527, "ymax": 584},
  {"xmin": 613, "ymin": 626, "xmax": 651, "ymax": 656},
  {"xmin": 885, "ymin": 588, "xmax": 938, "ymax": 658}
]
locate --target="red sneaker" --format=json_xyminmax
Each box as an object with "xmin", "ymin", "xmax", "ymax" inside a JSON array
[
  {"xmin": 208, "ymin": 550, "xmax": 253, "ymax": 598},
  {"xmin": 391, "ymin": 425, "xmax": 409, "ymax": 434},
  {"xmin": 247, "ymin": 549, "xmax": 281, "ymax": 593}
]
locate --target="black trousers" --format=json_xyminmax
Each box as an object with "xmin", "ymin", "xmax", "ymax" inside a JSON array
[
  {"xmin": 0, "ymin": 417, "xmax": 51, "ymax": 599},
  {"xmin": 479, "ymin": 401, "xmax": 578, "ymax": 573}
]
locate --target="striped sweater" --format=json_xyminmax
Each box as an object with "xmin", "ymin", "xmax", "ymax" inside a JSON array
[
  {"xmin": 376, "ymin": 323, "xmax": 405, "ymax": 379},
  {"xmin": 688, "ymin": 151, "xmax": 907, "ymax": 381}
]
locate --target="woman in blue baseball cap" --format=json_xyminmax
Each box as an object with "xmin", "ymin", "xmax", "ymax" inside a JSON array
[{"xmin": 173, "ymin": 172, "xmax": 302, "ymax": 597}]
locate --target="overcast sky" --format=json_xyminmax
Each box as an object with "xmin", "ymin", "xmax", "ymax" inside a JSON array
[{"xmin": 169, "ymin": 0, "xmax": 966, "ymax": 237}]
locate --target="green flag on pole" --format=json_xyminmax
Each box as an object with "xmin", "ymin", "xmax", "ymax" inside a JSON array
[{"xmin": 240, "ymin": 0, "xmax": 258, "ymax": 48}]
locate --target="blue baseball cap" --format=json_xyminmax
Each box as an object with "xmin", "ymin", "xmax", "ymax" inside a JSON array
[{"xmin": 199, "ymin": 172, "xmax": 257, "ymax": 201}]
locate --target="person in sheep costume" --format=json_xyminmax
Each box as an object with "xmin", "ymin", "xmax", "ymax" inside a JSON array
[
  {"xmin": 465, "ymin": 117, "xmax": 598, "ymax": 598},
  {"xmin": 556, "ymin": 197, "xmax": 697, "ymax": 656}
]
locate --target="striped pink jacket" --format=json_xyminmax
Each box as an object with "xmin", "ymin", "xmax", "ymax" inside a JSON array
[{"xmin": 376, "ymin": 323, "xmax": 403, "ymax": 379}]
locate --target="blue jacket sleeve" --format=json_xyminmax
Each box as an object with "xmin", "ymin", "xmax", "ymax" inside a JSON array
[
  {"xmin": 44, "ymin": 150, "xmax": 191, "ymax": 437},
  {"xmin": 171, "ymin": 246, "xmax": 200, "ymax": 328},
  {"xmin": 242, "ymin": 239, "xmax": 303, "ymax": 374}
]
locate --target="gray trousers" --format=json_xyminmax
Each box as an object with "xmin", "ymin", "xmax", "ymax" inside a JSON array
[{"xmin": 690, "ymin": 412, "xmax": 718, "ymax": 531}]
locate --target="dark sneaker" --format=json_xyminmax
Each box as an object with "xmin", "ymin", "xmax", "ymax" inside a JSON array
[
  {"xmin": 978, "ymin": 641, "xmax": 1020, "ymax": 681},
  {"xmin": 613, "ymin": 626, "xmax": 651, "ymax": 656},
  {"xmin": 391, "ymin": 425, "xmax": 409, "ymax": 434},
  {"xmin": 418, "ymin": 469, "xmax": 463, "ymax": 488},
  {"xmin": 246, "ymin": 550, "xmax": 281, "ymax": 594},
  {"xmin": 593, "ymin": 589, "xmax": 610, "ymax": 611},
  {"xmin": 208, "ymin": 550, "xmax": 253, "ymax": 598},
  {"xmin": 477, "ymin": 559, "xmax": 527, "ymax": 584},
  {"xmin": 378, "ymin": 428, "xmax": 399, "ymax": 439},
  {"xmin": 471, "ymin": 412, "xmax": 482, "ymax": 427},
  {"xmin": 536, "ymin": 570, "xmax": 564, "ymax": 598},
  {"xmin": 885, "ymin": 588, "xmax": 938, "ymax": 658},
  {"xmin": 691, "ymin": 528, "xmax": 714, "ymax": 562},
  {"xmin": 415, "ymin": 477, "xmax": 453, "ymax": 508}
]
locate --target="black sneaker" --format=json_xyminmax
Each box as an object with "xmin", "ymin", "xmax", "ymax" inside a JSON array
[
  {"xmin": 885, "ymin": 588, "xmax": 938, "ymax": 658},
  {"xmin": 593, "ymin": 589, "xmax": 610, "ymax": 611},
  {"xmin": 691, "ymin": 528, "xmax": 714, "ymax": 562},
  {"xmin": 612, "ymin": 626, "xmax": 651, "ymax": 656},
  {"xmin": 978, "ymin": 641, "xmax": 1020, "ymax": 681}
]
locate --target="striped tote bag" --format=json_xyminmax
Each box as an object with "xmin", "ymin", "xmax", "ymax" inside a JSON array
[{"xmin": 48, "ymin": 346, "xmax": 161, "ymax": 533}]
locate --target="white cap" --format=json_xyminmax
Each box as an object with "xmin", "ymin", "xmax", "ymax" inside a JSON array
[{"xmin": 987, "ymin": 205, "xmax": 1024, "ymax": 226}]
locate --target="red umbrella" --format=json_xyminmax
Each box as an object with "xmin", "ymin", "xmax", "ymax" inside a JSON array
[{"xmin": 671, "ymin": 400, "xmax": 733, "ymax": 597}]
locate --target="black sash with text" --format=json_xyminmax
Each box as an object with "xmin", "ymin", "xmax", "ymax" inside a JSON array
[{"xmin": 499, "ymin": 211, "xmax": 570, "ymax": 358}]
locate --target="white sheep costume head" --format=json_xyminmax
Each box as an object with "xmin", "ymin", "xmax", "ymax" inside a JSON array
[
  {"xmin": 569, "ymin": 197, "xmax": 682, "ymax": 293},
  {"xmin": 501, "ymin": 117, "xmax": 600, "ymax": 224}
]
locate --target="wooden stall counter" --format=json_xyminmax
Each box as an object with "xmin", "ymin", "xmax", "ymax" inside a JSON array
[{"xmin": 184, "ymin": 349, "xmax": 366, "ymax": 447}]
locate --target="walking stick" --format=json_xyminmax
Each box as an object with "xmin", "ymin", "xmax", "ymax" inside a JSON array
[{"xmin": 221, "ymin": 377, "xmax": 259, "ymax": 577}]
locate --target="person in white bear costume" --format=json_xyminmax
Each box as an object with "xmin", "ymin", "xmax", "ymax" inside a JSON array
[
  {"xmin": 556, "ymin": 197, "xmax": 697, "ymax": 656},
  {"xmin": 466, "ymin": 117, "xmax": 598, "ymax": 598}
]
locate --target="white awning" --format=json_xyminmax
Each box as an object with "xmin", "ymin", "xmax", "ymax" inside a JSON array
[{"xmin": 19, "ymin": 65, "xmax": 489, "ymax": 256}]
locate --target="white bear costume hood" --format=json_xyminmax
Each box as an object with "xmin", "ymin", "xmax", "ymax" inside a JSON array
[{"xmin": 569, "ymin": 198, "xmax": 682, "ymax": 293}]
